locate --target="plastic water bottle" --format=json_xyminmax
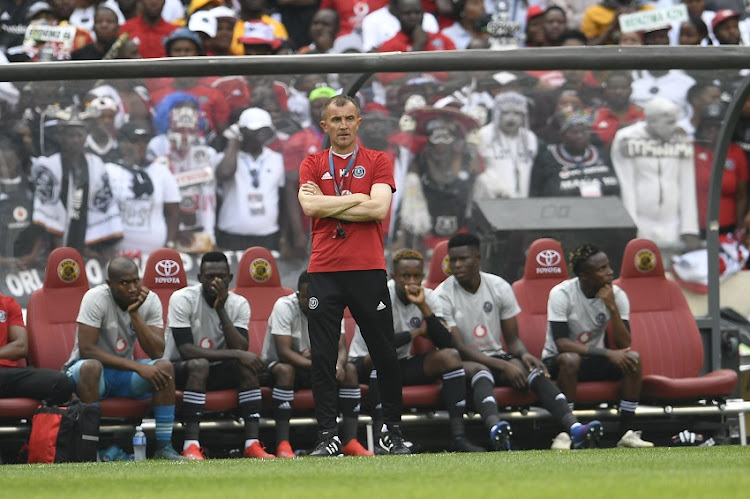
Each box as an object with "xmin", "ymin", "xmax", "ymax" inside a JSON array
[{"xmin": 133, "ymin": 426, "xmax": 147, "ymax": 461}]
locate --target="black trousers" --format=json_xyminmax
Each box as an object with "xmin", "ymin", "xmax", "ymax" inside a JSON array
[
  {"xmin": 0, "ymin": 367, "xmax": 74, "ymax": 405},
  {"xmin": 308, "ymin": 270, "xmax": 402, "ymax": 431}
]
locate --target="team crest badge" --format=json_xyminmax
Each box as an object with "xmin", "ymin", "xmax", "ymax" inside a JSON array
[
  {"xmin": 441, "ymin": 255, "xmax": 452, "ymax": 276},
  {"xmin": 250, "ymin": 258, "xmax": 272, "ymax": 283},
  {"xmin": 57, "ymin": 258, "xmax": 80, "ymax": 283},
  {"xmin": 634, "ymin": 249, "xmax": 656, "ymax": 273},
  {"xmin": 352, "ymin": 165, "xmax": 366, "ymax": 179},
  {"xmin": 483, "ymin": 301, "xmax": 493, "ymax": 313},
  {"xmin": 13, "ymin": 206, "xmax": 28, "ymax": 222},
  {"xmin": 595, "ymin": 312, "xmax": 607, "ymax": 325},
  {"xmin": 410, "ymin": 316, "xmax": 421, "ymax": 328},
  {"xmin": 308, "ymin": 297, "xmax": 319, "ymax": 309},
  {"xmin": 0, "ymin": 310, "xmax": 6, "ymax": 322}
]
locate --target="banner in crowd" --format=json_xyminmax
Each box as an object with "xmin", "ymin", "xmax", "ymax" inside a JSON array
[
  {"xmin": 619, "ymin": 5, "xmax": 688, "ymax": 34},
  {"xmin": 2, "ymin": 251, "xmax": 307, "ymax": 309}
]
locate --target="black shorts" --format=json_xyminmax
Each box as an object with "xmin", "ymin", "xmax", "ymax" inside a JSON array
[
  {"xmin": 350, "ymin": 356, "xmax": 372, "ymax": 384},
  {"xmin": 486, "ymin": 353, "xmax": 517, "ymax": 386},
  {"xmin": 543, "ymin": 355, "xmax": 623, "ymax": 382},
  {"xmin": 261, "ymin": 362, "xmax": 314, "ymax": 390},
  {"xmin": 173, "ymin": 359, "xmax": 243, "ymax": 391}
]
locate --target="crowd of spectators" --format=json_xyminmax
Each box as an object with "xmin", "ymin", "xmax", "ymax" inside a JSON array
[{"xmin": 0, "ymin": 0, "xmax": 749, "ymax": 270}]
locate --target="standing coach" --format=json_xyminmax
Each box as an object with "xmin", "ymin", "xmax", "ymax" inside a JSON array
[{"xmin": 298, "ymin": 94, "xmax": 409, "ymax": 456}]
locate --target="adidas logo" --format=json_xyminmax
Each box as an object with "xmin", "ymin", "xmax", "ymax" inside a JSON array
[
  {"xmin": 482, "ymin": 396, "xmax": 496, "ymax": 404},
  {"xmin": 353, "ymin": 404, "xmax": 360, "ymax": 412},
  {"xmin": 456, "ymin": 399, "xmax": 466, "ymax": 408},
  {"xmin": 376, "ymin": 301, "xmax": 386, "ymax": 311},
  {"xmin": 321, "ymin": 171, "xmax": 333, "ymax": 180},
  {"xmin": 278, "ymin": 402, "xmax": 291, "ymax": 409}
]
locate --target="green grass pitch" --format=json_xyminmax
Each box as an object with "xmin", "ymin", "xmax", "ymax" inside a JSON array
[{"xmin": 2, "ymin": 447, "xmax": 749, "ymax": 498}]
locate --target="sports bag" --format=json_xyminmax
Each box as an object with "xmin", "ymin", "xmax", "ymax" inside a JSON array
[{"xmin": 27, "ymin": 398, "xmax": 101, "ymax": 463}]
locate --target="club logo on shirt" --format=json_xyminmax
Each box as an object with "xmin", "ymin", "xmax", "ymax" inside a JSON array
[
  {"xmin": 535, "ymin": 250, "xmax": 563, "ymax": 274},
  {"xmin": 12, "ymin": 206, "xmax": 28, "ymax": 222},
  {"xmin": 410, "ymin": 316, "xmax": 422, "ymax": 328},
  {"xmin": 352, "ymin": 165, "xmax": 366, "ymax": 179},
  {"xmin": 725, "ymin": 159, "xmax": 736, "ymax": 171},
  {"xmin": 200, "ymin": 337, "xmax": 214, "ymax": 349},
  {"xmin": 441, "ymin": 255, "xmax": 452, "ymax": 276},
  {"xmin": 0, "ymin": 310, "xmax": 6, "ymax": 323},
  {"xmin": 595, "ymin": 312, "xmax": 607, "ymax": 326},
  {"xmin": 483, "ymin": 301, "xmax": 493, "ymax": 313},
  {"xmin": 115, "ymin": 338, "xmax": 128, "ymax": 353},
  {"xmin": 250, "ymin": 258, "xmax": 272, "ymax": 283},
  {"xmin": 57, "ymin": 258, "xmax": 80, "ymax": 283},
  {"xmin": 634, "ymin": 249, "xmax": 656, "ymax": 273},
  {"xmin": 308, "ymin": 296, "xmax": 319, "ymax": 309},
  {"xmin": 155, "ymin": 259, "xmax": 182, "ymax": 284},
  {"xmin": 474, "ymin": 324, "xmax": 488, "ymax": 338}
]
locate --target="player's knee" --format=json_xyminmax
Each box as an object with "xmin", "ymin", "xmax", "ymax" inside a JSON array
[
  {"xmin": 186, "ymin": 357, "xmax": 209, "ymax": 374},
  {"xmin": 557, "ymin": 352, "xmax": 581, "ymax": 372},
  {"xmin": 434, "ymin": 348, "xmax": 462, "ymax": 370},
  {"xmin": 461, "ymin": 361, "xmax": 486, "ymax": 378},
  {"xmin": 79, "ymin": 359, "xmax": 103, "ymax": 384},
  {"xmin": 626, "ymin": 350, "xmax": 641, "ymax": 364},
  {"xmin": 155, "ymin": 359, "xmax": 175, "ymax": 375},
  {"xmin": 273, "ymin": 363, "xmax": 295, "ymax": 386}
]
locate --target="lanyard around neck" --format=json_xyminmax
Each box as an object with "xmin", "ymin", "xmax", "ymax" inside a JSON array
[{"xmin": 328, "ymin": 147, "xmax": 358, "ymax": 196}]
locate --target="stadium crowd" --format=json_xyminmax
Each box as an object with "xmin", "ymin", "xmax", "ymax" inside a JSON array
[{"xmin": 0, "ymin": 0, "xmax": 747, "ymax": 459}]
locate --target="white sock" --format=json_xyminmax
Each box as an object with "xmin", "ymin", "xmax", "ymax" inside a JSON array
[
  {"xmin": 245, "ymin": 439, "xmax": 259, "ymax": 449},
  {"xmin": 183, "ymin": 439, "xmax": 200, "ymax": 450}
]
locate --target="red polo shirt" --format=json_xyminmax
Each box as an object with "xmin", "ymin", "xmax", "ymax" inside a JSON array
[
  {"xmin": 592, "ymin": 105, "xmax": 645, "ymax": 148},
  {"xmin": 119, "ymin": 16, "xmax": 178, "ymax": 59}
]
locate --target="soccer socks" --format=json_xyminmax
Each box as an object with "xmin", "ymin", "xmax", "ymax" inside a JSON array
[
  {"xmin": 153, "ymin": 405, "xmax": 176, "ymax": 447},
  {"xmin": 368, "ymin": 370, "xmax": 384, "ymax": 437},
  {"xmin": 339, "ymin": 386, "xmax": 362, "ymax": 444},
  {"xmin": 442, "ymin": 368, "xmax": 468, "ymax": 437},
  {"xmin": 620, "ymin": 399, "xmax": 638, "ymax": 432},
  {"xmin": 471, "ymin": 370, "xmax": 500, "ymax": 429},
  {"xmin": 181, "ymin": 390, "xmax": 205, "ymax": 442},
  {"xmin": 527, "ymin": 369, "xmax": 577, "ymax": 430},
  {"xmin": 272, "ymin": 387, "xmax": 294, "ymax": 443},
  {"xmin": 239, "ymin": 389, "xmax": 263, "ymax": 441}
]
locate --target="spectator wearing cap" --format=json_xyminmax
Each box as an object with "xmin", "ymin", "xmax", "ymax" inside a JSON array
[
  {"xmin": 188, "ymin": 10, "xmax": 217, "ymax": 51},
  {"xmin": 581, "ymin": 0, "xmax": 654, "ymax": 45},
  {"xmin": 204, "ymin": 6, "xmax": 238, "ymax": 56},
  {"xmin": 119, "ymin": 0, "xmax": 179, "ymax": 58},
  {"xmin": 693, "ymin": 103, "xmax": 749, "ymax": 235},
  {"xmin": 68, "ymin": 0, "xmax": 124, "ymax": 34},
  {"xmin": 150, "ymin": 28, "xmax": 230, "ymax": 133},
  {"xmin": 13, "ymin": 1, "xmax": 94, "ymax": 61},
  {"xmin": 107, "ymin": 121, "xmax": 181, "ymax": 254},
  {"xmin": 440, "ymin": 0, "xmax": 485, "ymax": 50},
  {"xmin": 237, "ymin": 20, "xmax": 282, "ymax": 55},
  {"xmin": 215, "ymin": 107, "xmax": 287, "ymax": 252},
  {"xmin": 296, "ymin": 8, "xmax": 340, "ymax": 54},
  {"xmin": 712, "ymin": 9, "xmax": 744, "ymax": 44},
  {"xmin": 524, "ymin": 5, "xmax": 546, "ymax": 46},
  {"xmin": 362, "ymin": 0, "xmax": 440, "ymax": 52},
  {"xmin": 85, "ymin": 95, "xmax": 122, "ymax": 163},
  {"xmin": 230, "ymin": 0, "xmax": 288, "ymax": 55},
  {"xmin": 71, "ymin": 6, "xmax": 123, "ymax": 60},
  {"xmin": 641, "ymin": 24, "xmax": 671, "ymax": 45}
]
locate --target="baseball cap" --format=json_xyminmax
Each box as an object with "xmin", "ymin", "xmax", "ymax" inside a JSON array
[
  {"xmin": 26, "ymin": 1, "xmax": 53, "ymax": 20},
  {"xmin": 239, "ymin": 22, "xmax": 281, "ymax": 49},
  {"xmin": 309, "ymin": 86, "xmax": 337, "ymax": 102},
  {"xmin": 209, "ymin": 6, "xmax": 238, "ymax": 20},
  {"xmin": 163, "ymin": 27, "xmax": 204, "ymax": 54},
  {"xmin": 119, "ymin": 121, "xmax": 152, "ymax": 142},
  {"xmin": 712, "ymin": 9, "xmax": 740, "ymax": 30},
  {"xmin": 526, "ymin": 5, "xmax": 545, "ymax": 23},
  {"xmin": 188, "ymin": 13, "xmax": 217, "ymax": 38},
  {"xmin": 238, "ymin": 107, "xmax": 274, "ymax": 131}
]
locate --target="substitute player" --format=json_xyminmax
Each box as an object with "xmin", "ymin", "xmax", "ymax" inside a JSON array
[{"xmin": 541, "ymin": 243, "xmax": 654, "ymax": 448}]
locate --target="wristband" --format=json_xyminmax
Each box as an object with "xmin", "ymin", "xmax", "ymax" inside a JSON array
[{"xmin": 588, "ymin": 347, "xmax": 608, "ymax": 357}]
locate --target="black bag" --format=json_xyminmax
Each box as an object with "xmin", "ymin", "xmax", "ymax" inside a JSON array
[{"xmin": 27, "ymin": 398, "xmax": 101, "ymax": 463}]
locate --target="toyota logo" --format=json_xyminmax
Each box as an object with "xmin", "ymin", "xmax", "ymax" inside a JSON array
[
  {"xmin": 155, "ymin": 259, "xmax": 180, "ymax": 277},
  {"xmin": 536, "ymin": 250, "xmax": 562, "ymax": 267}
]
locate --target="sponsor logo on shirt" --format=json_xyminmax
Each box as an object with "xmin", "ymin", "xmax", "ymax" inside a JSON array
[
  {"xmin": 115, "ymin": 338, "xmax": 128, "ymax": 353},
  {"xmin": 200, "ymin": 337, "xmax": 214, "ymax": 349},
  {"xmin": 577, "ymin": 331, "xmax": 592, "ymax": 343},
  {"xmin": 474, "ymin": 324, "xmax": 487, "ymax": 338}
]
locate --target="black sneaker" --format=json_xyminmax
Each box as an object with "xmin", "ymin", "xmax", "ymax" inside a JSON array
[
  {"xmin": 309, "ymin": 434, "xmax": 343, "ymax": 457},
  {"xmin": 453, "ymin": 436, "xmax": 486, "ymax": 453},
  {"xmin": 386, "ymin": 424, "xmax": 411, "ymax": 455}
]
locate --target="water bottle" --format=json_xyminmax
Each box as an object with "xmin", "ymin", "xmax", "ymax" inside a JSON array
[{"xmin": 133, "ymin": 426, "xmax": 147, "ymax": 461}]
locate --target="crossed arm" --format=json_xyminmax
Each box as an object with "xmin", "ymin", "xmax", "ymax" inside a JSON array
[{"xmin": 298, "ymin": 181, "xmax": 393, "ymax": 222}]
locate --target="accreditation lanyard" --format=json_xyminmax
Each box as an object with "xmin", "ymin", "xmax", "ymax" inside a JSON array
[{"xmin": 328, "ymin": 147, "xmax": 358, "ymax": 196}]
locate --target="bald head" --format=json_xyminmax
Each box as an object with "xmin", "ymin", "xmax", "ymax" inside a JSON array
[{"xmin": 107, "ymin": 257, "xmax": 139, "ymax": 281}]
